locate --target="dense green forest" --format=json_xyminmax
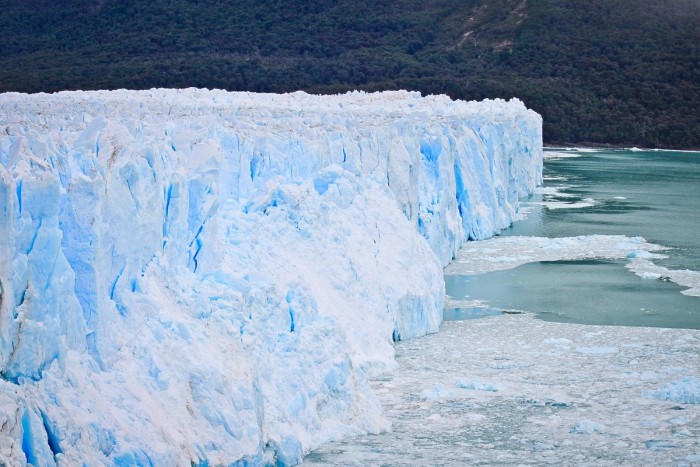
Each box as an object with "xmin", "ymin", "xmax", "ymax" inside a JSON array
[{"xmin": 1, "ymin": 0, "xmax": 699, "ymax": 149}]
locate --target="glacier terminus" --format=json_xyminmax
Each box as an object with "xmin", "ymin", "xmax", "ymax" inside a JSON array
[{"xmin": 0, "ymin": 89, "xmax": 542, "ymax": 465}]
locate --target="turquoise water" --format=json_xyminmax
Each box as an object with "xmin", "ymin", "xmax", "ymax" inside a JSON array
[{"xmin": 445, "ymin": 149, "xmax": 700, "ymax": 329}]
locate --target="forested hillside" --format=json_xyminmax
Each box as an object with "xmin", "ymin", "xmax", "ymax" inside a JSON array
[{"xmin": 1, "ymin": 0, "xmax": 699, "ymax": 149}]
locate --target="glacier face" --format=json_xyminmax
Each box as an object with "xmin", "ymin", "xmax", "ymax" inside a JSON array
[{"xmin": 0, "ymin": 89, "xmax": 542, "ymax": 465}]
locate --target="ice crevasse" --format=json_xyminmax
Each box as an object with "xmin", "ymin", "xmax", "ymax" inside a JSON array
[{"xmin": 0, "ymin": 89, "xmax": 542, "ymax": 465}]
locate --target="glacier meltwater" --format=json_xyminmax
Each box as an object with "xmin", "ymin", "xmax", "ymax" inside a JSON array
[{"xmin": 0, "ymin": 89, "xmax": 542, "ymax": 465}]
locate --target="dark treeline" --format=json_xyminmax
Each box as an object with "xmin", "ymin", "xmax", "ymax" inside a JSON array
[{"xmin": 1, "ymin": 0, "xmax": 699, "ymax": 149}]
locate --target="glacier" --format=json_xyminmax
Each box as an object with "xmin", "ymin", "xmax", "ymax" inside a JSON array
[{"xmin": 0, "ymin": 89, "xmax": 542, "ymax": 465}]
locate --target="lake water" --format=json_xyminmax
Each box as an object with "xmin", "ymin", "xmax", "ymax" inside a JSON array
[{"xmin": 445, "ymin": 148, "xmax": 700, "ymax": 329}]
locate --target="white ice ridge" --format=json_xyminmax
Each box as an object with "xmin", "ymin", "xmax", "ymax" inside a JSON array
[{"xmin": 0, "ymin": 89, "xmax": 542, "ymax": 465}]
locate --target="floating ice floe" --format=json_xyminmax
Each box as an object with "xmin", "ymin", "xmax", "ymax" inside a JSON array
[
  {"xmin": 445, "ymin": 234, "xmax": 700, "ymax": 297},
  {"xmin": 540, "ymin": 197, "xmax": 597, "ymax": 210},
  {"xmin": 574, "ymin": 346, "xmax": 619, "ymax": 355},
  {"xmin": 626, "ymin": 259, "xmax": 700, "ymax": 297},
  {"xmin": 455, "ymin": 378, "xmax": 502, "ymax": 392},
  {"xmin": 444, "ymin": 234, "xmax": 667, "ymax": 275},
  {"xmin": 529, "ymin": 185, "xmax": 599, "ymax": 210},
  {"xmin": 543, "ymin": 151, "xmax": 583, "ymax": 159},
  {"xmin": 570, "ymin": 418, "xmax": 606, "ymax": 434},
  {"xmin": 648, "ymin": 377, "xmax": 700, "ymax": 404}
]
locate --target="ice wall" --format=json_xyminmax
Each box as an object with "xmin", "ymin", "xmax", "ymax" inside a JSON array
[{"xmin": 0, "ymin": 89, "xmax": 542, "ymax": 465}]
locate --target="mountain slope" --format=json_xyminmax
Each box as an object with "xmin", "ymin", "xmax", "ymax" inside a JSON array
[{"xmin": 1, "ymin": 0, "xmax": 698, "ymax": 149}]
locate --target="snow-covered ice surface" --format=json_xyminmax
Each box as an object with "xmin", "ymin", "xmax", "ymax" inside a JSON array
[
  {"xmin": 0, "ymin": 89, "xmax": 541, "ymax": 465},
  {"xmin": 305, "ymin": 314, "xmax": 700, "ymax": 466}
]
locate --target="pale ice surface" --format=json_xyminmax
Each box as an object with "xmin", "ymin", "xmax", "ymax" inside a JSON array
[
  {"xmin": 305, "ymin": 314, "xmax": 700, "ymax": 466},
  {"xmin": 627, "ymin": 260, "xmax": 700, "ymax": 297},
  {"xmin": 531, "ymin": 185, "xmax": 598, "ymax": 210},
  {"xmin": 444, "ymin": 234, "xmax": 667, "ymax": 274},
  {"xmin": 542, "ymin": 151, "xmax": 583, "ymax": 160},
  {"xmin": 0, "ymin": 89, "xmax": 541, "ymax": 465}
]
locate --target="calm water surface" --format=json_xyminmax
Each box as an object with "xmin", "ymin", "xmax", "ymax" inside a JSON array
[{"xmin": 446, "ymin": 148, "xmax": 700, "ymax": 329}]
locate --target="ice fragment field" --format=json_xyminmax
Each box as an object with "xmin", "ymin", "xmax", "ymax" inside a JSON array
[{"xmin": 306, "ymin": 314, "xmax": 700, "ymax": 466}]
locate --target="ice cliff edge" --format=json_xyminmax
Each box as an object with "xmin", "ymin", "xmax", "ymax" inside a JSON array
[{"xmin": 0, "ymin": 89, "xmax": 541, "ymax": 465}]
